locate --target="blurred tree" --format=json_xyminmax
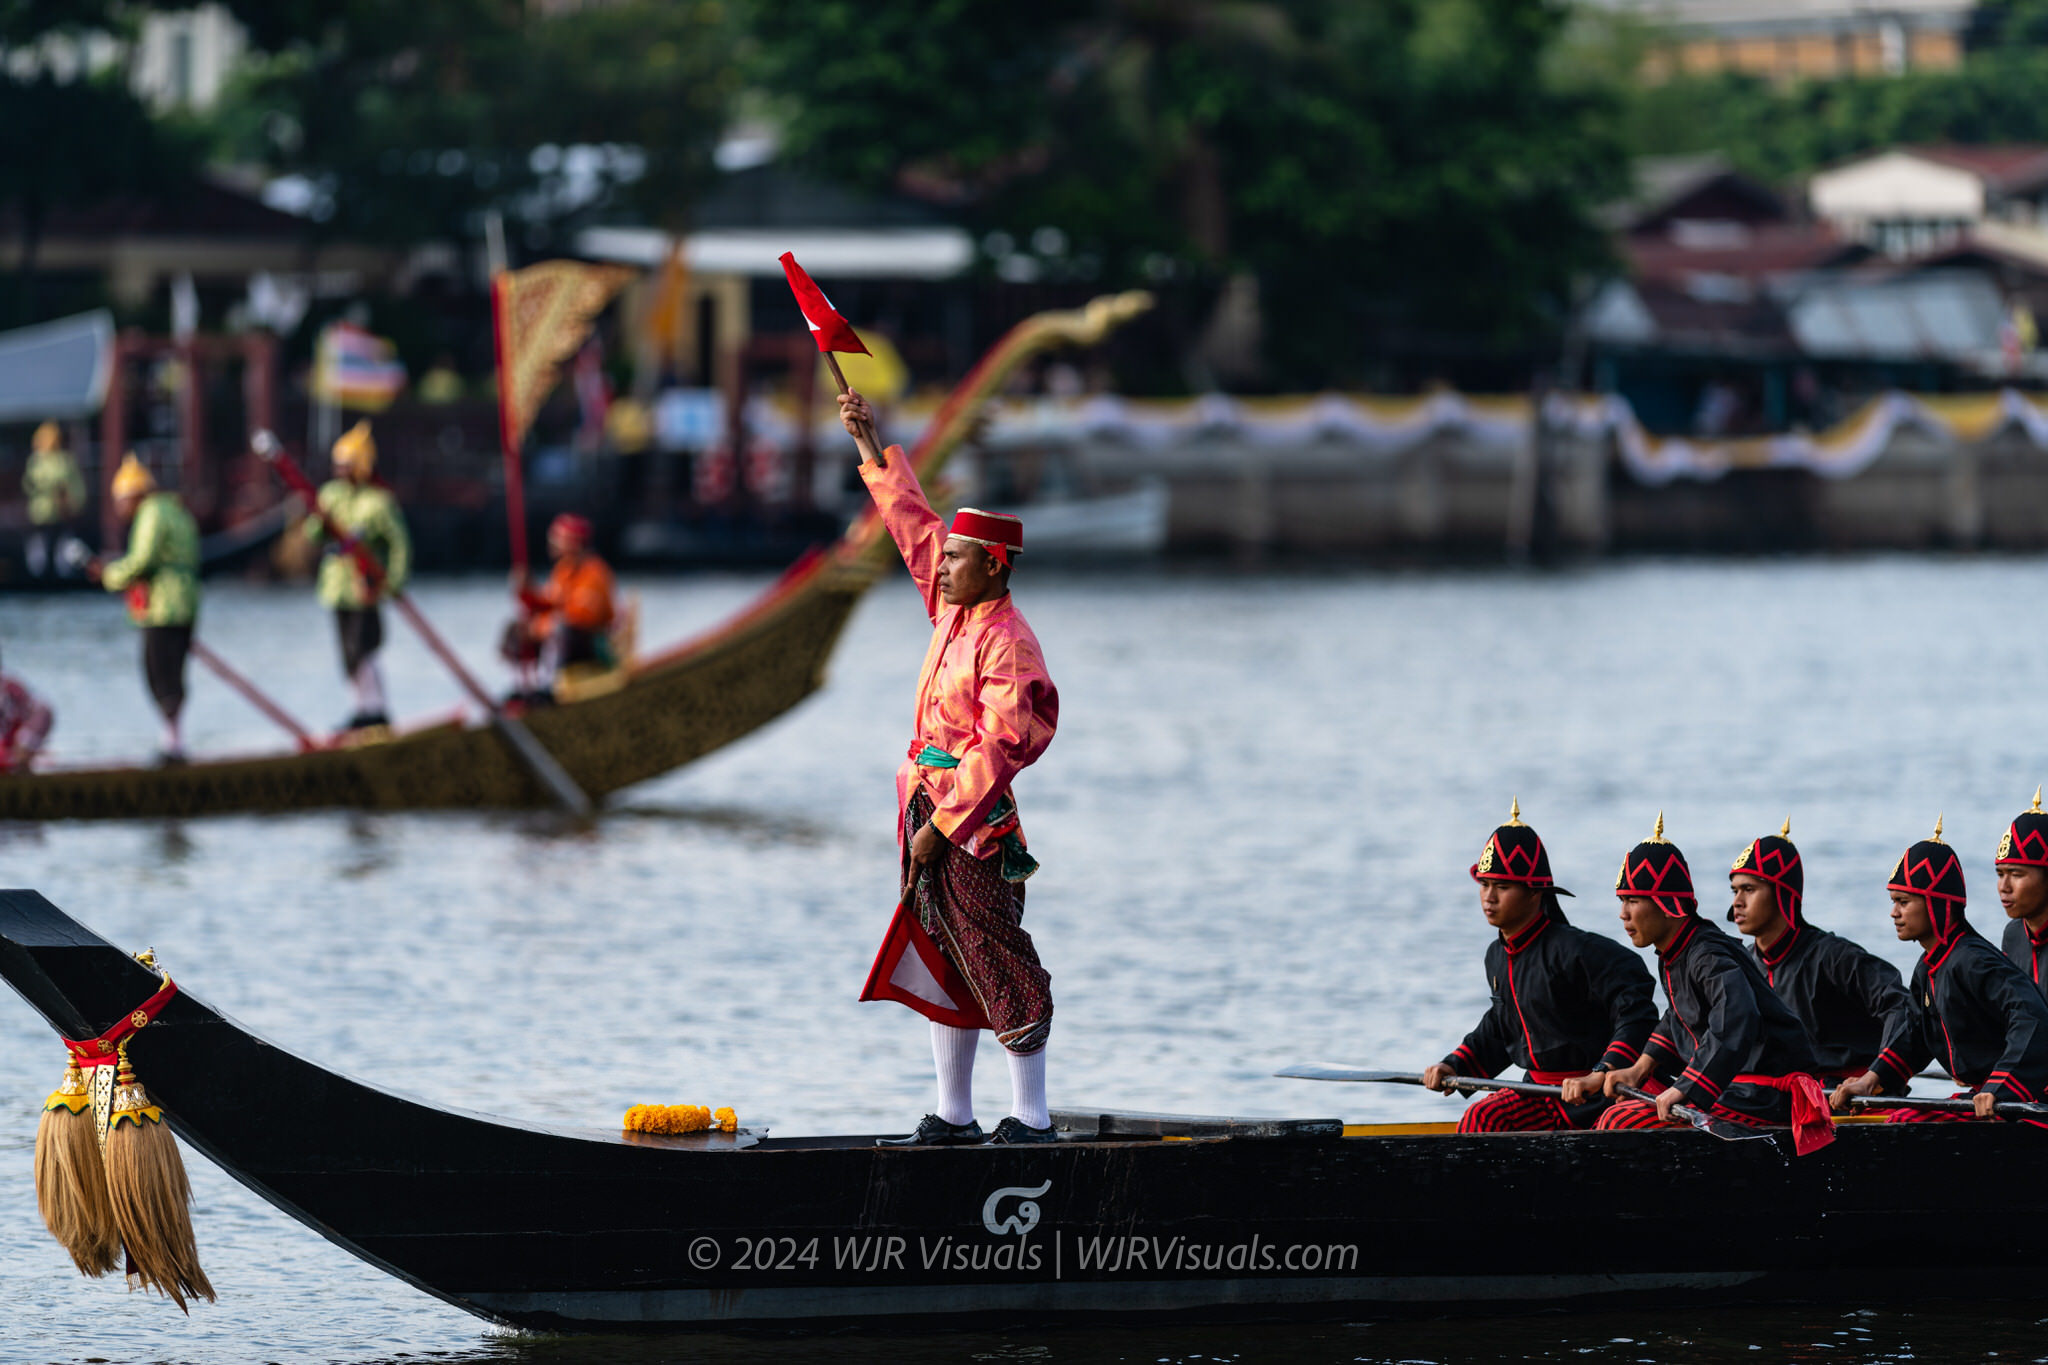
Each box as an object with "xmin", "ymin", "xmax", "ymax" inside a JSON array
[
  {"xmin": 752, "ymin": 0, "xmax": 1625, "ymax": 388},
  {"xmin": 1621, "ymin": 1, "xmax": 2048, "ymax": 182},
  {"xmin": 206, "ymin": 0, "xmax": 740, "ymax": 248},
  {"xmin": 0, "ymin": 4, "xmax": 188, "ymax": 323}
]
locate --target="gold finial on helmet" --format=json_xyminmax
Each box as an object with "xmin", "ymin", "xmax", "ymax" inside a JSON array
[
  {"xmin": 2033, "ymin": 786, "xmax": 2042, "ymax": 815},
  {"xmin": 1506, "ymin": 797, "xmax": 1525, "ymax": 828},
  {"xmin": 110, "ymin": 452, "xmax": 156, "ymax": 500},
  {"xmin": 332, "ymin": 419, "xmax": 376, "ymax": 473},
  {"xmin": 1779, "ymin": 816, "xmax": 1791, "ymax": 840},
  {"xmin": 1648, "ymin": 811, "xmax": 1669, "ymax": 844},
  {"xmin": 1932, "ymin": 814, "xmax": 1945, "ymax": 844}
]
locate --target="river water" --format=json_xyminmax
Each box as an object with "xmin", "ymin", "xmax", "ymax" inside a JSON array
[{"xmin": 1, "ymin": 559, "xmax": 2044, "ymax": 1364}]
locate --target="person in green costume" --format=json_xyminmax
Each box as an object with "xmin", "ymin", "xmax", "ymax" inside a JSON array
[
  {"xmin": 301, "ymin": 419, "xmax": 410, "ymax": 730},
  {"xmin": 90, "ymin": 453, "xmax": 199, "ymax": 762},
  {"xmin": 23, "ymin": 421, "xmax": 87, "ymax": 579}
]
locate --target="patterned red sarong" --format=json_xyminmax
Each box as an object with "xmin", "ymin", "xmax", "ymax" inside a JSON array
[
  {"xmin": 1887, "ymin": 1089, "xmax": 1984, "ymax": 1124},
  {"xmin": 1458, "ymin": 1091, "xmax": 1574, "ymax": 1133},
  {"xmin": 864, "ymin": 790, "xmax": 1052, "ymax": 1054}
]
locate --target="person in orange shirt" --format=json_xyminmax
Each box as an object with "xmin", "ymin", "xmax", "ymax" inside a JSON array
[{"xmin": 514, "ymin": 513, "xmax": 616, "ymax": 677}]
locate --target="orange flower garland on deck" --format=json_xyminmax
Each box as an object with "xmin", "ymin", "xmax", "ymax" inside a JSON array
[{"xmin": 622, "ymin": 1104, "xmax": 738, "ymax": 1135}]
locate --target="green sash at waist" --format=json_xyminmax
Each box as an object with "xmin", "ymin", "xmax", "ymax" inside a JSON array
[{"xmin": 911, "ymin": 744, "xmax": 1037, "ymax": 882}]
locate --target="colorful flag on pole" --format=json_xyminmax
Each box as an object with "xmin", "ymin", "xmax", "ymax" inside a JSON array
[
  {"xmin": 312, "ymin": 321, "xmax": 407, "ymax": 411},
  {"xmin": 778, "ymin": 251, "xmax": 869, "ymax": 355},
  {"xmin": 492, "ymin": 260, "xmax": 637, "ymax": 453}
]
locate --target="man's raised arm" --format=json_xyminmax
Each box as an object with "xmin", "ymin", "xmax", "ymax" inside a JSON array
[{"xmin": 842, "ymin": 389, "xmax": 947, "ymax": 619}]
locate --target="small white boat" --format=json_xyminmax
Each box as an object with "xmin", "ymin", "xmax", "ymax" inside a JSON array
[{"xmin": 990, "ymin": 479, "xmax": 1169, "ymax": 559}]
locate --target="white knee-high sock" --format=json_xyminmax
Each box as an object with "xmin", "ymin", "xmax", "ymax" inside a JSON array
[
  {"xmin": 931, "ymin": 1022, "xmax": 979, "ymax": 1126},
  {"xmin": 1006, "ymin": 1045, "xmax": 1049, "ymax": 1130},
  {"xmin": 352, "ymin": 661, "xmax": 386, "ymax": 716}
]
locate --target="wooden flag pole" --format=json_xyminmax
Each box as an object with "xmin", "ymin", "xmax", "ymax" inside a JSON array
[
  {"xmin": 822, "ymin": 352, "xmax": 885, "ymax": 468},
  {"xmin": 490, "ymin": 272, "xmax": 531, "ymax": 575}
]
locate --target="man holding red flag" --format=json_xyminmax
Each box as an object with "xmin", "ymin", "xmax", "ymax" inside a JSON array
[{"xmin": 837, "ymin": 384, "xmax": 1060, "ymax": 1147}]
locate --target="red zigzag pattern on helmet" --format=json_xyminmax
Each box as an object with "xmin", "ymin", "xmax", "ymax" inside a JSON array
[
  {"xmin": 1891, "ymin": 847, "xmax": 1961, "ymax": 895},
  {"xmin": 2003, "ymin": 826, "xmax": 2048, "ymax": 865}
]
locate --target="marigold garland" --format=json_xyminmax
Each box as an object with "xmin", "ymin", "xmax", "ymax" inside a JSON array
[{"xmin": 622, "ymin": 1103, "xmax": 739, "ymax": 1135}]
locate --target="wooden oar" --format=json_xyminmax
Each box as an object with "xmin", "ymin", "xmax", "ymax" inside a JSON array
[
  {"xmin": 1277, "ymin": 1064, "xmax": 1774, "ymax": 1142},
  {"xmin": 1274, "ymin": 1064, "xmax": 1561, "ymax": 1096},
  {"xmin": 252, "ymin": 431, "xmax": 593, "ymax": 818},
  {"xmin": 189, "ymin": 639, "xmax": 318, "ymax": 752},
  {"xmin": 1849, "ymin": 1094, "xmax": 2048, "ymax": 1120},
  {"xmin": 1614, "ymin": 1083, "xmax": 1776, "ymax": 1143}
]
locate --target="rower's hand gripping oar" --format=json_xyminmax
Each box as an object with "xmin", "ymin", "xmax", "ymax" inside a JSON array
[
  {"xmin": 1615, "ymin": 1082, "xmax": 1775, "ymax": 1143},
  {"xmin": 252, "ymin": 431, "xmax": 593, "ymax": 818},
  {"xmin": 1849, "ymin": 1093, "xmax": 2048, "ymax": 1120}
]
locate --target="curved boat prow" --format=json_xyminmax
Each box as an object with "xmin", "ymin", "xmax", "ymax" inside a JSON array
[
  {"xmin": 0, "ymin": 890, "xmax": 766, "ymax": 1329},
  {"xmin": 0, "ymin": 889, "xmax": 157, "ymax": 1042}
]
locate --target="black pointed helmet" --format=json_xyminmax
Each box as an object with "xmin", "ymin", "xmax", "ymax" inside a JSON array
[
  {"xmin": 1615, "ymin": 812, "xmax": 1696, "ymax": 916},
  {"xmin": 1470, "ymin": 799, "xmax": 1573, "ymax": 897}
]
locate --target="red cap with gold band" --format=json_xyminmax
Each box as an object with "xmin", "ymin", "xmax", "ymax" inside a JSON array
[
  {"xmin": 949, "ymin": 508, "xmax": 1023, "ymax": 567},
  {"xmin": 549, "ymin": 513, "xmax": 593, "ymax": 548}
]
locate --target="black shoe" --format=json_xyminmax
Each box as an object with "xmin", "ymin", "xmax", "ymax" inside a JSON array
[
  {"xmin": 989, "ymin": 1117, "xmax": 1059, "ymax": 1145},
  {"xmin": 876, "ymin": 1115, "xmax": 985, "ymax": 1147}
]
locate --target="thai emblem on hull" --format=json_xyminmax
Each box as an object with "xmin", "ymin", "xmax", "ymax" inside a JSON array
[{"xmin": 982, "ymin": 1179, "xmax": 1052, "ymax": 1236}]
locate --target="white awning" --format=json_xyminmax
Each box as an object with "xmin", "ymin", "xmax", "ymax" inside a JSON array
[
  {"xmin": 576, "ymin": 226, "xmax": 974, "ymax": 279},
  {"xmin": 0, "ymin": 309, "xmax": 114, "ymax": 422}
]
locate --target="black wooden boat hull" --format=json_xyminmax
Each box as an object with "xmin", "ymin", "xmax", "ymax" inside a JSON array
[{"xmin": 2, "ymin": 887, "xmax": 2041, "ymax": 1332}]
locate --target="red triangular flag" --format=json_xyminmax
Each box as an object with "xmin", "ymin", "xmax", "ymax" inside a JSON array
[
  {"xmin": 779, "ymin": 251, "xmax": 871, "ymax": 355},
  {"xmin": 860, "ymin": 896, "xmax": 989, "ymax": 1031}
]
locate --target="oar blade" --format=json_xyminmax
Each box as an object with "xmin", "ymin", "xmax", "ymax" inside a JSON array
[{"xmin": 1274, "ymin": 1065, "xmax": 1419, "ymax": 1084}]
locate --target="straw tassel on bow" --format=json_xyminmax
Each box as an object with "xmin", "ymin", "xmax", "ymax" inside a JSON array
[
  {"xmin": 34, "ymin": 1060, "xmax": 120, "ymax": 1276},
  {"xmin": 34, "ymin": 967, "xmax": 214, "ymax": 1311},
  {"xmin": 101, "ymin": 1039, "xmax": 213, "ymax": 1310}
]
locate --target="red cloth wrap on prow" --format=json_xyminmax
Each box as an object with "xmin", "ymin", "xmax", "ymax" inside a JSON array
[
  {"xmin": 1735, "ymin": 1071, "xmax": 1836, "ymax": 1154},
  {"xmin": 62, "ymin": 975, "xmax": 177, "ymax": 1068}
]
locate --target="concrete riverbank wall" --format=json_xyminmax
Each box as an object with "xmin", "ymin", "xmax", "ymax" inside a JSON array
[{"xmin": 968, "ymin": 390, "xmax": 2048, "ymax": 558}]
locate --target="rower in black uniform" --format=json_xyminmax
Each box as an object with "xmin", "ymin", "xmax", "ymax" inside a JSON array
[
  {"xmin": 1996, "ymin": 790, "xmax": 2048, "ymax": 1000},
  {"xmin": 1728, "ymin": 818, "xmax": 1911, "ymax": 1088},
  {"xmin": 1595, "ymin": 814, "xmax": 1835, "ymax": 1153},
  {"xmin": 1420, "ymin": 801, "xmax": 1658, "ymax": 1132},
  {"xmin": 1836, "ymin": 818, "xmax": 2048, "ymax": 1124}
]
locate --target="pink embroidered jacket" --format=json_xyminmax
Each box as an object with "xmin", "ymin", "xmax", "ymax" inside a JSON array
[{"xmin": 860, "ymin": 445, "xmax": 1058, "ymax": 859}]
